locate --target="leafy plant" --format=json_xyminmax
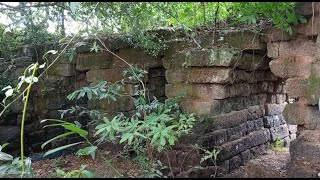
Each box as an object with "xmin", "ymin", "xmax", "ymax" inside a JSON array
[
  {"xmin": 196, "ymin": 145, "xmax": 221, "ymax": 178},
  {"xmin": 0, "ymin": 143, "xmax": 33, "ymax": 178},
  {"xmin": 40, "ymin": 119, "xmax": 96, "ymax": 159},
  {"xmin": 1, "ymin": 61, "xmax": 46, "ymax": 177},
  {"xmin": 55, "ymin": 164, "xmax": 95, "ymax": 178},
  {"xmin": 270, "ymin": 138, "xmax": 286, "ymax": 152}
]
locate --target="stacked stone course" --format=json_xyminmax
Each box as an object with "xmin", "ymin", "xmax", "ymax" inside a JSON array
[{"xmin": 0, "ymin": 27, "xmax": 297, "ymax": 177}]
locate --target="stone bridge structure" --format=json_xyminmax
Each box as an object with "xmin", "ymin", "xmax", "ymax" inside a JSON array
[{"xmin": 0, "ymin": 2, "xmax": 319, "ymax": 178}]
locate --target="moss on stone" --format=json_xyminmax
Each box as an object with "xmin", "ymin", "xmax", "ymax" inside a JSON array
[{"xmin": 303, "ymin": 74, "xmax": 320, "ymax": 105}]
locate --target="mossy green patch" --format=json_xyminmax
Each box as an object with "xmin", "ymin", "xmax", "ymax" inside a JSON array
[{"xmin": 303, "ymin": 74, "xmax": 320, "ymax": 105}]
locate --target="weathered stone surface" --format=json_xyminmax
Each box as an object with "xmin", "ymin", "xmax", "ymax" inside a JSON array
[
  {"xmin": 234, "ymin": 70, "xmax": 251, "ymax": 83},
  {"xmin": 9, "ymin": 97, "xmax": 34, "ymax": 113},
  {"xmin": 267, "ymin": 42, "xmax": 280, "ymax": 59},
  {"xmin": 229, "ymin": 155, "xmax": 242, "ymax": 172},
  {"xmin": 227, "ymin": 123, "xmax": 247, "ymax": 141},
  {"xmin": 295, "ymin": 2, "xmax": 320, "ymax": 16},
  {"xmin": 267, "ymin": 40, "xmax": 317, "ymax": 59},
  {"xmin": 17, "ymin": 113, "xmax": 32, "ymax": 125},
  {"xmin": 194, "ymin": 108, "xmax": 250, "ymax": 134},
  {"xmin": 273, "ymin": 115, "xmax": 282, "ymax": 127},
  {"xmin": 197, "ymin": 30, "xmax": 266, "ymax": 51},
  {"xmin": 48, "ymin": 53, "xmax": 76, "ymax": 64},
  {"xmin": 270, "ymin": 124, "xmax": 290, "ymax": 141},
  {"xmin": 164, "ymin": 48, "xmax": 240, "ymax": 69},
  {"xmin": 86, "ymin": 68, "xmax": 148, "ymax": 83},
  {"xmin": 261, "ymin": 27, "xmax": 297, "ymax": 43},
  {"xmin": 166, "ymin": 83, "xmax": 252, "ymax": 100},
  {"xmin": 240, "ymin": 149, "xmax": 251, "ymax": 166},
  {"xmin": 149, "ymin": 67, "xmax": 165, "ymax": 77},
  {"xmin": 76, "ymin": 52, "xmax": 113, "ymax": 71},
  {"xmin": 250, "ymin": 144, "xmax": 267, "ymax": 159},
  {"xmin": 263, "ymin": 116, "xmax": 274, "ymax": 128},
  {"xmin": 265, "ymin": 103, "xmax": 287, "ymax": 116},
  {"xmin": 88, "ymin": 96, "xmax": 135, "ymax": 112},
  {"xmin": 114, "ymin": 48, "xmax": 162, "ymax": 68},
  {"xmin": 247, "ymin": 105, "xmax": 266, "ymax": 120},
  {"xmin": 165, "ymin": 83, "xmax": 229, "ymax": 99},
  {"xmin": 288, "ymin": 124, "xmax": 297, "ymax": 134},
  {"xmin": 229, "ymin": 83, "xmax": 251, "ymax": 97},
  {"xmin": 178, "ymin": 99, "xmax": 218, "ymax": 116},
  {"xmin": 297, "ymin": 16, "xmax": 320, "ymax": 36},
  {"xmin": 217, "ymin": 129, "xmax": 269, "ymax": 162},
  {"xmin": 248, "ymin": 130, "xmax": 270, "ymax": 147},
  {"xmin": 217, "ymin": 137, "xmax": 250, "ymax": 162},
  {"xmin": 246, "ymin": 121, "xmax": 255, "ymax": 134},
  {"xmin": 165, "ymin": 68, "xmax": 187, "ymax": 84},
  {"xmin": 254, "ymin": 118, "xmax": 264, "ymax": 131},
  {"xmin": 47, "ymin": 63, "xmax": 76, "ymax": 76},
  {"xmin": 283, "ymin": 100, "xmax": 320, "ymax": 129},
  {"xmin": 221, "ymin": 95, "xmax": 267, "ymax": 115},
  {"xmin": 236, "ymin": 54, "xmax": 270, "ymax": 71},
  {"xmin": 166, "ymin": 67, "xmax": 254, "ymax": 85},
  {"xmin": 276, "ymin": 94, "xmax": 286, "ymax": 104},
  {"xmin": 0, "ymin": 126, "xmax": 20, "ymax": 144},
  {"xmin": 269, "ymin": 54, "xmax": 313, "ymax": 79},
  {"xmin": 187, "ymin": 67, "xmax": 233, "ymax": 84},
  {"xmin": 38, "ymin": 75, "xmax": 70, "ymax": 87},
  {"xmin": 284, "ymin": 77, "xmax": 304, "ymax": 98},
  {"xmin": 197, "ymin": 129, "xmax": 228, "ymax": 148},
  {"xmin": 290, "ymin": 130, "xmax": 320, "ymax": 177},
  {"xmin": 0, "ymin": 126, "xmax": 23, "ymax": 155},
  {"xmin": 162, "ymin": 39, "xmax": 193, "ymax": 59},
  {"xmin": 284, "ymin": 76, "xmax": 320, "ymax": 105},
  {"xmin": 302, "ymin": 74, "xmax": 320, "ymax": 105}
]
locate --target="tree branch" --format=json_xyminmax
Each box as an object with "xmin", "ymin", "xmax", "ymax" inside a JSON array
[{"xmin": 0, "ymin": 2, "xmax": 60, "ymax": 11}]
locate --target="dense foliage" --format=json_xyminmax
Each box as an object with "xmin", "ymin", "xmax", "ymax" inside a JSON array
[{"xmin": 0, "ymin": 2, "xmax": 305, "ymax": 57}]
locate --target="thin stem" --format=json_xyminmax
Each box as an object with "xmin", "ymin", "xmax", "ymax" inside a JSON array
[
  {"xmin": 100, "ymin": 152, "xmax": 123, "ymax": 177},
  {"xmin": 20, "ymin": 62, "xmax": 38, "ymax": 177},
  {"xmin": 95, "ymin": 36, "xmax": 147, "ymax": 98}
]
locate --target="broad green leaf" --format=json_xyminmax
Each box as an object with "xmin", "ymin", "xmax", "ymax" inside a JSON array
[
  {"xmin": 62, "ymin": 124, "xmax": 88, "ymax": 137},
  {"xmin": 44, "ymin": 142, "xmax": 83, "ymax": 157},
  {"xmin": 41, "ymin": 119, "xmax": 69, "ymax": 124},
  {"xmin": 160, "ymin": 136, "xmax": 166, "ymax": 146},
  {"xmin": 0, "ymin": 165, "xmax": 10, "ymax": 177},
  {"xmin": 42, "ymin": 123, "xmax": 68, "ymax": 129},
  {"xmin": 41, "ymin": 131, "xmax": 76, "ymax": 149},
  {"xmin": 0, "ymin": 143, "xmax": 8, "ymax": 151},
  {"xmin": 0, "ymin": 152, "xmax": 13, "ymax": 161},
  {"xmin": 76, "ymin": 146, "xmax": 97, "ymax": 159},
  {"xmin": 120, "ymin": 133, "xmax": 133, "ymax": 144},
  {"xmin": 168, "ymin": 136, "xmax": 175, "ymax": 145}
]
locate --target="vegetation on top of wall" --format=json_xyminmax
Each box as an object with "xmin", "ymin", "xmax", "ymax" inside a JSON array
[{"xmin": 0, "ymin": 2, "xmax": 305, "ymax": 59}]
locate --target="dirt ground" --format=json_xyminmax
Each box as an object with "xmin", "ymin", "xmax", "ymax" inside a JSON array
[
  {"xmin": 31, "ymin": 148, "xmax": 290, "ymax": 178},
  {"xmin": 31, "ymin": 150, "xmax": 142, "ymax": 178},
  {"xmin": 225, "ymin": 148, "xmax": 290, "ymax": 178}
]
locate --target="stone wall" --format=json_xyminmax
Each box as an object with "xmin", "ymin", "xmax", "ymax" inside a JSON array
[
  {"xmin": 160, "ymin": 29, "xmax": 296, "ymax": 177},
  {"xmin": 266, "ymin": 2, "xmax": 320, "ymax": 177},
  {"xmin": 0, "ymin": 26, "xmax": 296, "ymax": 177}
]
